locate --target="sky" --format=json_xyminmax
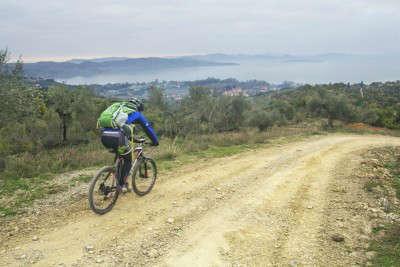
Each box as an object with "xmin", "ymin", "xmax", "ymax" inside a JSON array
[{"xmin": 1, "ymin": 0, "xmax": 400, "ymax": 62}]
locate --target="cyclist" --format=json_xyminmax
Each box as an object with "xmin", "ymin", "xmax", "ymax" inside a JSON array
[{"xmin": 98, "ymin": 97, "xmax": 159, "ymax": 192}]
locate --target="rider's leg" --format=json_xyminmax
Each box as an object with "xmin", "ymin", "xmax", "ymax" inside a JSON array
[
  {"xmin": 120, "ymin": 152, "xmax": 132, "ymax": 192},
  {"xmin": 119, "ymin": 126, "xmax": 133, "ymax": 192},
  {"xmin": 121, "ymin": 153, "xmax": 132, "ymax": 180}
]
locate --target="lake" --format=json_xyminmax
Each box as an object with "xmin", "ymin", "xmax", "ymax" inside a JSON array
[{"xmin": 60, "ymin": 56, "xmax": 400, "ymax": 85}]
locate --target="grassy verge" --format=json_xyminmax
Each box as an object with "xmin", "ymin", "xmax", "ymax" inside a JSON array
[
  {"xmin": 385, "ymin": 160, "xmax": 400, "ymax": 199},
  {"xmin": 0, "ymin": 174, "xmax": 67, "ymax": 216},
  {"xmin": 366, "ymin": 147, "xmax": 400, "ymax": 266},
  {"xmin": 371, "ymin": 225, "xmax": 400, "ymax": 266}
]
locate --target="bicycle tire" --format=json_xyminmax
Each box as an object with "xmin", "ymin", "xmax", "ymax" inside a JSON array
[
  {"xmin": 132, "ymin": 157, "xmax": 157, "ymax": 196},
  {"xmin": 88, "ymin": 166, "xmax": 120, "ymax": 215}
]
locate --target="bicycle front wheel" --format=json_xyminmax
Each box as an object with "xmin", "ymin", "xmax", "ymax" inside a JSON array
[
  {"xmin": 88, "ymin": 166, "xmax": 120, "ymax": 214},
  {"xmin": 132, "ymin": 157, "xmax": 157, "ymax": 196}
]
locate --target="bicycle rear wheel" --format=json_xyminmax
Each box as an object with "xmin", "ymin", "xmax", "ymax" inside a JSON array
[
  {"xmin": 88, "ymin": 166, "xmax": 120, "ymax": 214},
  {"xmin": 132, "ymin": 157, "xmax": 157, "ymax": 196}
]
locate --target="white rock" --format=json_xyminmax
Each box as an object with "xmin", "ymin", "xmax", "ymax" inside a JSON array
[
  {"xmin": 32, "ymin": 236, "xmax": 39, "ymax": 241},
  {"xmin": 167, "ymin": 218, "xmax": 174, "ymax": 224},
  {"xmin": 85, "ymin": 245, "xmax": 94, "ymax": 252}
]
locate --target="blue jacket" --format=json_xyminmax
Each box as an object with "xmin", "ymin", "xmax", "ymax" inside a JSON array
[
  {"xmin": 104, "ymin": 111, "xmax": 159, "ymax": 146},
  {"xmin": 126, "ymin": 111, "xmax": 159, "ymax": 146}
]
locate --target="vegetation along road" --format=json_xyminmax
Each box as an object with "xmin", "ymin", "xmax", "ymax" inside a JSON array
[{"xmin": 1, "ymin": 134, "xmax": 400, "ymax": 266}]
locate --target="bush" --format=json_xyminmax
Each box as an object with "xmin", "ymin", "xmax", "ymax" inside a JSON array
[
  {"xmin": 248, "ymin": 109, "xmax": 274, "ymax": 131},
  {"xmin": 362, "ymin": 109, "xmax": 380, "ymax": 125}
]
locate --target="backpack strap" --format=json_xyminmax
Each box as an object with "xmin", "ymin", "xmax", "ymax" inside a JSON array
[{"xmin": 111, "ymin": 103, "xmax": 125, "ymax": 128}]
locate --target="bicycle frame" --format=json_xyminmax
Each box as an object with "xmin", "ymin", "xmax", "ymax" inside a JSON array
[{"xmin": 113, "ymin": 140, "xmax": 146, "ymax": 186}]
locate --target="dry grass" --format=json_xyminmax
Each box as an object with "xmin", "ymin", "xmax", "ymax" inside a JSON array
[{"xmin": 1, "ymin": 142, "xmax": 112, "ymax": 180}]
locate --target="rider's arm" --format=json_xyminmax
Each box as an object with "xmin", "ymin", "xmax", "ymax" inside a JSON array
[{"xmin": 126, "ymin": 112, "xmax": 159, "ymax": 146}]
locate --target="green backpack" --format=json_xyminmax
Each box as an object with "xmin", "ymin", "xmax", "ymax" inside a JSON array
[{"xmin": 97, "ymin": 102, "xmax": 137, "ymax": 128}]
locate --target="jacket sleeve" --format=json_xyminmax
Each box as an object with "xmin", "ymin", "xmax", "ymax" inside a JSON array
[{"xmin": 126, "ymin": 112, "xmax": 159, "ymax": 146}]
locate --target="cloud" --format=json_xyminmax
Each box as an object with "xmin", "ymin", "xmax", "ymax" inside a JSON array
[{"xmin": 1, "ymin": 0, "xmax": 399, "ymax": 61}]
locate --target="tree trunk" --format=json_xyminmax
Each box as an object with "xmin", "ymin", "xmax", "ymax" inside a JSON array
[
  {"xmin": 62, "ymin": 114, "xmax": 67, "ymax": 142},
  {"xmin": 328, "ymin": 117, "xmax": 334, "ymax": 128}
]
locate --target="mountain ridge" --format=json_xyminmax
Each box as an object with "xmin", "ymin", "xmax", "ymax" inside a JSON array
[{"xmin": 18, "ymin": 57, "xmax": 238, "ymax": 79}]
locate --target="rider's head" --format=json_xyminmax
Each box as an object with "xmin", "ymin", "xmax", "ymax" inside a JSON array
[{"xmin": 129, "ymin": 97, "xmax": 144, "ymax": 112}]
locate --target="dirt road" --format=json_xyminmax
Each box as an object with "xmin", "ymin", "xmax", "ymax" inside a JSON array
[{"xmin": 2, "ymin": 134, "xmax": 400, "ymax": 266}]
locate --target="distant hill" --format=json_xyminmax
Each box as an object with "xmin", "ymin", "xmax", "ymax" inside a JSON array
[
  {"xmin": 183, "ymin": 53, "xmax": 358, "ymax": 63},
  {"xmin": 183, "ymin": 53, "xmax": 296, "ymax": 62},
  {"xmin": 66, "ymin": 57, "xmax": 131, "ymax": 64},
  {"xmin": 19, "ymin": 57, "xmax": 237, "ymax": 79}
]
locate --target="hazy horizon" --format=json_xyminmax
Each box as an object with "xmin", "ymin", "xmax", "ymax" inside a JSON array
[
  {"xmin": 14, "ymin": 51, "xmax": 391, "ymax": 66},
  {"xmin": 2, "ymin": 0, "xmax": 400, "ymax": 62},
  {"xmin": 9, "ymin": 51, "xmax": 400, "ymax": 64}
]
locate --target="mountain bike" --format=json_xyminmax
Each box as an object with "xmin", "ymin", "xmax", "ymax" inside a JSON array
[{"xmin": 88, "ymin": 137, "xmax": 157, "ymax": 215}]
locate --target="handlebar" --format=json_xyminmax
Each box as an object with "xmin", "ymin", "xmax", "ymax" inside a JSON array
[
  {"xmin": 133, "ymin": 137, "xmax": 145, "ymax": 143},
  {"xmin": 132, "ymin": 137, "xmax": 152, "ymax": 145}
]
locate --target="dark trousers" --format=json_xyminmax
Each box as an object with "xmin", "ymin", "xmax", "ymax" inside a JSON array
[
  {"xmin": 120, "ymin": 124, "xmax": 133, "ymax": 184},
  {"xmin": 119, "ymin": 152, "xmax": 132, "ymax": 185}
]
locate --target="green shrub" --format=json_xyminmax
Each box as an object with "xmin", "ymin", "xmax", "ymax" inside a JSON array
[{"xmin": 247, "ymin": 109, "xmax": 274, "ymax": 131}]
